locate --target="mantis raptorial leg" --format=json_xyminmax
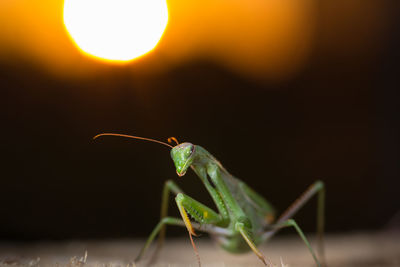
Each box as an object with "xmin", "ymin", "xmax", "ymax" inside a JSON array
[{"xmin": 136, "ymin": 182, "xmax": 229, "ymax": 265}]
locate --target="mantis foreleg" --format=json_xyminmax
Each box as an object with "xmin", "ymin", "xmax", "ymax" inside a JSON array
[
  {"xmin": 175, "ymin": 192, "xmax": 223, "ymax": 267},
  {"xmin": 158, "ymin": 180, "xmax": 226, "ymax": 246},
  {"xmin": 137, "ymin": 185, "xmax": 228, "ymax": 266},
  {"xmin": 175, "ymin": 193, "xmax": 222, "ymax": 228}
]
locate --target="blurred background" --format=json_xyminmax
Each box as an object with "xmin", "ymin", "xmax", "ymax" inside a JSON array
[{"xmin": 1, "ymin": 0, "xmax": 399, "ymax": 241}]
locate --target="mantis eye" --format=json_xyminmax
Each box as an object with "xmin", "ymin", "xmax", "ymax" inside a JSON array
[{"xmin": 187, "ymin": 145, "xmax": 195, "ymax": 157}]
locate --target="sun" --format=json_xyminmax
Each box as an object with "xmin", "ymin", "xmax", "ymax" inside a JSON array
[{"xmin": 63, "ymin": 0, "xmax": 168, "ymax": 62}]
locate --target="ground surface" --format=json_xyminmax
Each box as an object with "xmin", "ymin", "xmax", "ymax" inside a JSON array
[{"xmin": 0, "ymin": 232, "xmax": 399, "ymax": 267}]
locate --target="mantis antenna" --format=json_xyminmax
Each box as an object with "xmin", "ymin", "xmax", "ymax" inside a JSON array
[{"xmin": 93, "ymin": 133, "xmax": 174, "ymax": 148}]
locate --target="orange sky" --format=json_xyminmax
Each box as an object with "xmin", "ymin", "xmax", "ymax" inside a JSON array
[{"xmin": 0, "ymin": 0, "xmax": 318, "ymax": 81}]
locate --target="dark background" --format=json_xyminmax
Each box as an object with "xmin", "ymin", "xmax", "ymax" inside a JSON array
[{"xmin": 1, "ymin": 1, "xmax": 399, "ymax": 240}]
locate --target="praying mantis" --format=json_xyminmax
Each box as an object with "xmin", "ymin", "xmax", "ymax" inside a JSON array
[{"xmin": 94, "ymin": 133, "xmax": 326, "ymax": 267}]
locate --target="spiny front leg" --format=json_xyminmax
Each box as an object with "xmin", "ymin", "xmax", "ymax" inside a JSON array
[{"xmin": 175, "ymin": 193, "xmax": 222, "ymax": 267}]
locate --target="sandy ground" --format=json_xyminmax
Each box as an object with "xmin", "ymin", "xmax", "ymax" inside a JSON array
[{"xmin": 0, "ymin": 232, "xmax": 399, "ymax": 267}]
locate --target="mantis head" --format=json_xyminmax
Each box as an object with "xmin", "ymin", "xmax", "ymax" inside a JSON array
[
  {"xmin": 93, "ymin": 133, "xmax": 195, "ymax": 176},
  {"xmin": 171, "ymin": 143, "xmax": 195, "ymax": 177},
  {"xmin": 93, "ymin": 133, "xmax": 195, "ymax": 177}
]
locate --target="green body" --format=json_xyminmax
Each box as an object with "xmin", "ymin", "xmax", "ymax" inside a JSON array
[
  {"xmin": 172, "ymin": 143, "xmax": 275, "ymax": 253},
  {"xmin": 135, "ymin": 141, "xmax": 325, "ymax": 267}
]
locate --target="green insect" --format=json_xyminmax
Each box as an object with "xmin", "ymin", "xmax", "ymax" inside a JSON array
[{"xmin": 94, "ymin": 133, "xmax": 326, "ymax": 267}]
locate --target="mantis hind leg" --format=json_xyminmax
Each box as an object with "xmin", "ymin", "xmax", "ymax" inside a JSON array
[
  {"xmin": 136, "ymin": 180, "xmax": 183, "ymax": 264},
  {"xmin": 158, "ymin": 180, "xmax": 184, "ymax": 248},
  {"xmin": 262, "ymin": 180, "xmax": 326, "ymax": 267},
  {"xmin": 270, "ymin": 219, "xmax": 321, "ymax": 267},
  {"xmin": 135, "ymin": 217, "xmax": 185, "ymax": 262}
]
